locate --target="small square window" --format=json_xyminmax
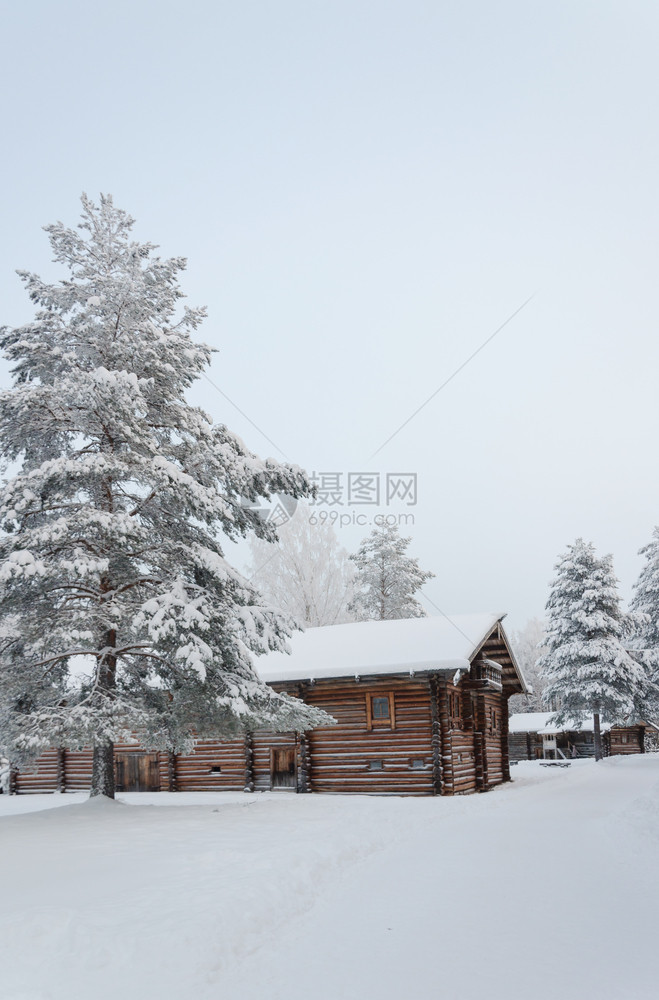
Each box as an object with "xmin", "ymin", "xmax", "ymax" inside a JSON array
[
  {"xmin": 209, "ymin": 765, "xmax": 222, "ymax": 774},
  {"xmin": 410, "ymin": 759, "xmax": 425, "ymax": 770},
  {"xmin": 369, "ymin": 760, "xmax": 384, "ymax": 771},
  {"xmin": 372, "ymin": 696, "xmax": 390, "ymax": 720}
]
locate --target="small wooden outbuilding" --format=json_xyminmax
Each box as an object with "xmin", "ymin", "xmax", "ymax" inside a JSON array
[
  {"xmin": 508, "ymin": 712, "xmax": 655, "ymax": 762},
  {"xmin": 8, "ymin": 613, "xmax": 528, "ymax": 796}
]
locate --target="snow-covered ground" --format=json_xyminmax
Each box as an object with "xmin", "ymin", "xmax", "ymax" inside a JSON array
[{"xmin": 1, "ymin": 757, "xmax": 658, "ymax": 1000}]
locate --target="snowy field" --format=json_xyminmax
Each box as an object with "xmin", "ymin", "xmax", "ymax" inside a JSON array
[{"xmin": 1, "ymin": 757, "xmax": 658, "ymax": 1000}]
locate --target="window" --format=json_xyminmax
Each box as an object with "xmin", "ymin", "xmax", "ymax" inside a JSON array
[
  {"xmin": 489, "ymin": 707, "xmax": 499, "ymax": 735},
  {"xmin": 410, "ymin": 759, "xmax": 425, "ymax": 770},
  {"xmin": 209, "ymin": 765, "xmax": 222, "ymax": 773},
  {"xmin": 366, "ymin": 692, "xmax": 396, "ymax": 730},
  {"xmin": 372, "ymin": 696, "xmax": 390, "ymax": 720},
  {"xmin": 369, "ymin": 760, "xmax": 384, "ymax": 771},
  {"xmin": 449, "ymin": 691, "xmax": 462, "ymax": 728}
]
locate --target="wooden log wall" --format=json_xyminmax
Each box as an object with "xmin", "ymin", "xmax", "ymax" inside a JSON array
[
  {"xmin": 12, "ymin": 744, "xmax": 168, "ymax": 793},
  {"xmin": 278, "ymin": 677, "xmax": 436, "ymax": 795},
  {"xmin": 508, "ymin": 731, "xmax": 545, "ymax": 762},
  {"xmin": 12, "ymin": 738, "xmax": 249, "ymax": 794},
  {"xmin": 166, "ymin": 751, "xmax": 177, "ymax": 792},
  {"xmin": 62, "ymin": 749, "xmax": 93, "ymax": 790},
  {"xmin": 174, "ymin": 739, "xmax": 245, "ymax": 792},
  {"xmin": 251, "ymin": 730, "xmax": 297, "ymax": 791},
  {"xmin": 442, "ymin": 680, "xmax": 477, "ymax": 795},
  {"xmin": 482, "ymin": 690, "xmax": 505, "ymax": 787},
  {"xmin": 501, "ymin": 699, "xmax": 511, "ymax": 781},
  {"xmin": 13, "ymin": 748, "xmax": 61, "ymax": 794},
  {"xmin": 9, "ymin": 672, "xmax": 516, "ymax": 796},
  {"xmin": 607, "ymin": 726, "xmax": 645, "ymax": 756}
]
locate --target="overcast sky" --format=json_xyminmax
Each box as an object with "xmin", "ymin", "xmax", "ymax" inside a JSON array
[{"xmin": 1, "ymin": 1, "xmax": 658, "ymax": 630}]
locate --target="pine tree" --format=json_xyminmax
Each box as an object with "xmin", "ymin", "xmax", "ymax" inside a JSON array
[
  {"xmin": 246, "ymin": 504, "xmax": 355, "ymax": 627},
  {"xmin": 629, "ymin": 527, "xmax": 659, "ymax": 720},
  {"xmin": 539, "ymin": 538, "xmax": 648, "ymax": 759},
  {"xmin": 0, "ymin": 194, "xmax": 330, "ymax": 797},
  {"xmin": 349, "ymin": 523, "xmax": 433, "ymax": 621}
]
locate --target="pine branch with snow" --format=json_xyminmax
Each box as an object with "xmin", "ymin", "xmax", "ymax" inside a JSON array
[{"xmin": 0, "ymin": 194, "xmax": 332, "ymax": 796}]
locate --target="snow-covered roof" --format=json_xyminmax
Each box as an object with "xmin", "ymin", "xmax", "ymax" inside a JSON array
[
  {"xmin": 256, "ymin": 613, "xmax": 506, "ymax": 683},
  {"xmin": 508, "ymin": 712, "xmax": 613, "ymax": 735}
]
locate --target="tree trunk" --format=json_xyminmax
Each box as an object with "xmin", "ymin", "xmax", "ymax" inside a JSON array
[
  {"xmin": 243, "ymin": 731, "xmax": 254, "ymax": 793},
  {"xmin": 593, "ymin": 711, "xmax": 603, "ymax": 761},
  {"xmin": 90, "ymin": 743, "xmax": 115, "ymax": 798},
  {"xmin": 90, "ymin": 623, "xmax": 117, "ymax": 798}
]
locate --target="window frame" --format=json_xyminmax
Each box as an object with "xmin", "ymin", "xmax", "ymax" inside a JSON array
[
  {"xmin": 366, "ymin": 691, "xmax": 396, "ymax": 730},
  {"xmin": 448, "ymin": 690, "xmax": 463, "ymax": 729}
]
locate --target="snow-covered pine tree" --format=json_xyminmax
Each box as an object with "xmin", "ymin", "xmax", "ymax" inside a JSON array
[
  {"xmin": 0, "ymin": 194, "xmax": 331, "ymax": 797},
  {"xmin": 629, "ymin": 526, "xmax": 659, "ymax": 720},
  {"xmin": 539, "ymin": 538, "xmax": 648, "ymax": 759},
  {"xmin": 349, "ymin": 523, "xmax": 433, "ymax": 621},
  {"xmin": 246, "ymin": 504, "xmax": 355, "ymax": 627}
]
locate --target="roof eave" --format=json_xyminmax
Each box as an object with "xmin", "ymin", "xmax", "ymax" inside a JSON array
[{"xmin": 265, "ymin": 659, "xmax": 473, "ymax": 686}]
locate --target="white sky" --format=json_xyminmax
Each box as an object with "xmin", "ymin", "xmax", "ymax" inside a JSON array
[{"xmin": 1, "ymin": 1, "xmax": 658, "ymax": 629}]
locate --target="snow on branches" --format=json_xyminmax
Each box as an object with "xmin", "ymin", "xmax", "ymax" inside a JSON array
[
  {"xmin": 349, "ymin": 523, "xmax": 434, "ymax": 621},
  {"xmin": 539, "ymin": 538, "xmax": 652, "ymax": 750},
  {"xmin": 0, "ymin": 194, "xmax": 331, "ymax": 789}
]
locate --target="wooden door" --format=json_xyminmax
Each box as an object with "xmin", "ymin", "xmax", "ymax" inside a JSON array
[
  {"xmin": 271, "ymin": 747, "xmax": 296, "ymax": 790},
  {"xmin": 115, "ymin": 753, "xmax": 160, "ymax": 792}
]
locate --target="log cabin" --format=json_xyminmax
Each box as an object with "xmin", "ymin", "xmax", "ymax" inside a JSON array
[
  {"xmin": 508, "ymin": 711, "xmax": 657, "ymax": 762},
  {"xmin": 7, "ymin": 613, "xmax": 528, "ymax": 796}
]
